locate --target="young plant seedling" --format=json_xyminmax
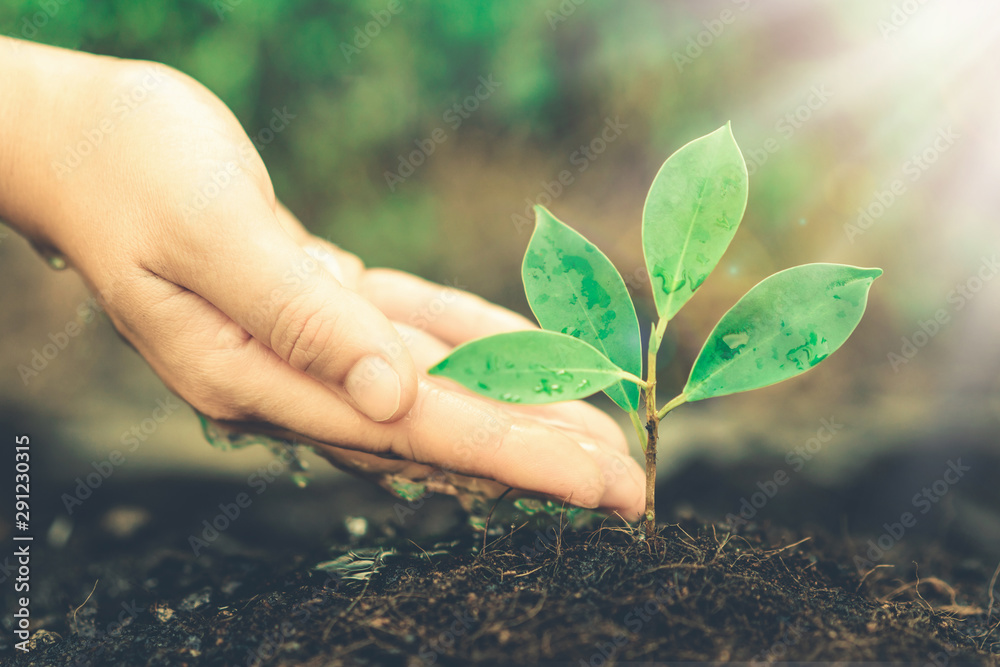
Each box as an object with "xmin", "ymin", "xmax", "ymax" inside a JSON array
[{"xmin": 429, "ymin": 123, "xmax": 881, "ymax": 537}]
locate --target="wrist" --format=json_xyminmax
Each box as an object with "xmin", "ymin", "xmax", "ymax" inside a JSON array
[{"xmin": 0, "ymin": 37, "xmax": 128, "ymax": 249}]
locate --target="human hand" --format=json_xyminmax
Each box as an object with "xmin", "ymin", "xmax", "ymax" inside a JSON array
[
  {"xmin": 0, "ymin": 44, "xmax": 644, "ymax": 518},
  {"xmin": 264, "ymin": 235, "xmax": 645, "ymax": 519}
]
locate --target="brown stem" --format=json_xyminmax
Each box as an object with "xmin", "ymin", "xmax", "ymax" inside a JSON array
[
  {"xmin": 642, "ymin": 330, "xmax": 660, "ymax": 538},
  {"xmin": 643, "ymin": 412, "xmax": 658, "ymax": 537}
]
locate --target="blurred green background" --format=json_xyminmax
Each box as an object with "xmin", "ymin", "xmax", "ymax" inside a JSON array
[{"xmin": 2, "ymin": 0, "xmax": 998, "ymax": 484}]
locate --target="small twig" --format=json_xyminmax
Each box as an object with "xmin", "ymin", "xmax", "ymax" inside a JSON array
[
  {"xmin": 983, "ymin": 618, "xmax": 1000, "ymax": 649},
  {"xmin": 878, "ymin": 569, "xmax": 956, "ymax": 612},
  {"xmin": 912, "ymin": 563, "xmax": 934, "ymax": 613},
  {"xmin": 712, "ymin": 531, "xmax": 733, "ymax": 562},
  {"xmin": 587, "ymin": 515, "xmax": 636, "ymax": 545},
  {"xmin": 763, "ymin": 537, "xmax": 811, "ymax": 559},
  {"xmin": 481, "ymin": 487, "xmax": 514, "ymax": 554},
  {"xmin": 855, "ymin": 564, "xmax": 894, "ymax": 593},
  {"xmin": 342, "ymin": 573, "xmax": 372, "ymax": 617},
  {"xmin": 728, "ymin": 534, "xmax": 756, "ymax": 551},
  {"xmin": 667, "ymin": 523, "xmax": 699, "ymax": 554},
  {"xmin": 407, "ymin": 539, "xmax": 432, "ymax": 563},
  {"xmin": 507, "ymin": 591, "xmax": 549, "ymax": 628},
  {"xmin": 238, "ymin": 594, "xmax": 260, "ymax": 613},
  {"xmin": 610, "ymin": 510, "xmax": 631, "ymax": 530},
  {"xmin": 556, "ymin": 504, "xmax": 565, "ymax": 560},
  {"xmin": 72, "ymin": 580, "xmax": 99, "ymax": 628},
  {"xmin": 482, "ymin": 521, "xmax": 527, "ymax": 553}
]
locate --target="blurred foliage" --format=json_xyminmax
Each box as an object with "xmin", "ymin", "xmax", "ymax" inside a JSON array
[
  {"xmin": 1, "ymin": 0, "xmax": 758, "ymax": 281},
  {"xmin": 3, "ymin": 0, "xmax": 997, "ymax": 408}
]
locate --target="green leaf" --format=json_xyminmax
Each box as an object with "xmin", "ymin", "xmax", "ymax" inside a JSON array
[
  {"xmin": 683, "ymin": 264, "xmax": 882, "ymax": 402},
  {"xmin": 522, "ymin": 206, "xmax": 642, "ymax": 411},
  {"xmin": 642, "ymin": 122, "xmax": 749, "ymax": 321},
  {"xmin": 428, "ymin": 330, "xmax": 639, "ymax": 405}
]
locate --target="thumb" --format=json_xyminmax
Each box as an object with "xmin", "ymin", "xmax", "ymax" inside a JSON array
[{"xmin": 155, "ymin": 200, "xmax": 417, "ymax": 423}]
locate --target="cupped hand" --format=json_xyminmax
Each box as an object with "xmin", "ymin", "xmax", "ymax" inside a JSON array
[{"xmin": 19, "ymin": 56, "xmax": 644, "ymax": 519}]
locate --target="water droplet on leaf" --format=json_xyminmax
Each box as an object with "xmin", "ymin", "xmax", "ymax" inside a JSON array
[{"xmin": 723, "ymin": 332, "xmax": 749, "ymax": 350}]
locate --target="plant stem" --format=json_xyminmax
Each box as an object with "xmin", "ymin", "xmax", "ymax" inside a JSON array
[
  {"xmin": 656, "ymin": 393, "xmax": 687, "ymax": 420},
  {"xmin": 654, "ymin": 316, "xmax": 669, "ymax": 348},
  {"xmin": 622, "ymin": 372, "xmax": 649, "ymax": 390},
  {"xmin": 643, "ymin": 403, "xmax": 658, "ymax": 538},
  {"xmin": 642, "ymin": 321, "xmax": 663, "ymax": 538}
]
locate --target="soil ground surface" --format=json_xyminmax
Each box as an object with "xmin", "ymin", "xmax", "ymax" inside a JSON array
[{"xmin": 2, "ymin": 424, "xmax": 999, "ymax": 666}]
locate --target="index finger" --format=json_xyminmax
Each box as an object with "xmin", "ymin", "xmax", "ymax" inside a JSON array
[{"xmin": 360, "ymin": 269, "xmax": 536, "ymax": 345}]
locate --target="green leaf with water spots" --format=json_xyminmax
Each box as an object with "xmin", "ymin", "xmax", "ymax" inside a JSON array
[
  {"xmin": 428, "ymin": 330, "xmax": 638, "ymax": 405},
  {"xmin": 683, "ymin": 264, "xmax": 882, "ymax": 402},
  {"xmin": 642, "ymin": 123, "xmax": 749, "ymax": 321},
  {"xmin": 522, "ymin": 206, "xmax": 642, "ymax": 411}
]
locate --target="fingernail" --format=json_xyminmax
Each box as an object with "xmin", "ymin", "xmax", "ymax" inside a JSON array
[
  {"xmin": 576, "ymin": 480, "xmax": 603, "ymax": 508},
  {"xmin": 577, "ymin": 440, "xmax": 644, "ymax": 513},
  {"xmin": 345, "ymin": 355, "xmax": 401, "ymax": 422}
]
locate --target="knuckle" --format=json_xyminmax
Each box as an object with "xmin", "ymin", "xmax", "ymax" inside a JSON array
[
  {"xmin": 269, "ymin": 292, "xmax": 339, "ymax": 374},
  {"xmin": 337, "ymin": 252, "xmax": 366, "ymax": 280},
  {"xmin": 576, "ymin": 476, "xmax": 605, "ymax": 508}
]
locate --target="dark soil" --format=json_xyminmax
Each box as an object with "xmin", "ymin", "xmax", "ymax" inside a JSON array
[{"xmin": 3, "ymin": 426, "xmax": 999, "ymax": 666}]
